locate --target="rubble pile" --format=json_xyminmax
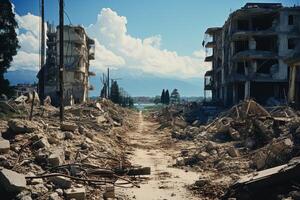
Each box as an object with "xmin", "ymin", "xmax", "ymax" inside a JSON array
[
  {"xmin": 0, "ymin": 96, "xmax": 140, "ymax": 199},
  {"xmin": 156, "ymin": 100, "xmax": 300, "ymax": 199}
]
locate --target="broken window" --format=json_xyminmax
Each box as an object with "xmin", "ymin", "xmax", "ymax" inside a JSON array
[
  {"xmin": 288, "ymin": 38, "xmax": 296, "ymax": 49},
  {"xmin": 256, "ymin": 59, "xmax": 278, "ymax": 74},
  {"xmin": 237, "ymin": 83, "xmax": 245, "ymax": 102},
  {"xmin": 74, "ymin": 71, "xmax": 84, "ymax": 81},
  {"xmin": 252, "ymin": 14, "xmax": 275, "ymax": 30},
  {"xmin": 234, "ymin": 40, "xmax": 249, "ymax": 53},
  {"xmin": 255, "ymin": 36, "xmax": 277, "ymax": 52},
  {"xmin": 236, "ymin": 62, "xmax": 249, "ymax": 75},
  {"xmin": 237, "ymin": 19, "xmax": 249, "ymax": 31},
  {"xmin": 288, "ymin": 15, "xmax": 294, "ymax": 25}
]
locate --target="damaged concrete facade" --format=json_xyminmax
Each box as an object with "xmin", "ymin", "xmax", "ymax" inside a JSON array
[
  {"xmin": 40, "ymin": 24, "xmax": 95, "ymax": 106},
  {"xmin": 204, "ymin": 3, "xmax": 300, "ymax": 106}
]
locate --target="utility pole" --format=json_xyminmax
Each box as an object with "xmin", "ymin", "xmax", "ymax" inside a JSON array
[
  {"xmin": 59, "ymin": 0, "xmax": 64, "ymax": 122},
  {"xmin": 107, "ymin": 67, "xmax": 110, "ymax": 98},
  {"xmin": 39, "ymin": 0, "xmax": 45, "ymax": 105}
]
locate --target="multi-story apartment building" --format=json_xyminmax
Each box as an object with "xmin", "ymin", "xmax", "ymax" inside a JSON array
[
  {"xmin": 39, "ymin": 24, "xmax": 95, "ymax": 106},
  {"xmin": 204, "ymin": 3, "xmax": 300, "ymax": 106}
]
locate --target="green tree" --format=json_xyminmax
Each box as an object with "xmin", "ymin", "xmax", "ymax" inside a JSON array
[
  {"xmin": 165, "ymin": 89, "xmax": 170, "ymax": 105},
  {"xmin": 0, "ymin": 0, "xmax": 20, "ymax": 97},
  {"xmin": 153, "ymin": 96, "xmax": 161, "ymax": 104},
  {"xmin": 160, "ymin": 89, "xmax": 165, "ymax": 104},
  {"xmin": 128, "ymin": 97, "xmax": 134, "ymax": 107},
  {"xmin": 110, "ymin": 81, "xmax": 120, "ymax": 104},
  {"xmin": 170, "ymin": 89, "xmax": 180, "ymax": 104}
]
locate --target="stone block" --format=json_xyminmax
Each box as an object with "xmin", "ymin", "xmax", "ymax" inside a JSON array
[
  {"xmin": 0, "ymin": 139, "xmax": 10, "ymax": 153},
  {"xmin": 0, "ymin": 169, "xmax": 26, "ymax": 193},
  {"xmin": 64, "ymin": 187, "xmax": 86, "ymax": 200}
]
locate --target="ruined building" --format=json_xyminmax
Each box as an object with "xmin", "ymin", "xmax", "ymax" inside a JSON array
[
  {"xmin": 38, "ymin": 24, "xmax": 95, "ymax": 106},
  {"xmin": 204, "ymin": 3, "xmax": 300, "ymax": 106}
]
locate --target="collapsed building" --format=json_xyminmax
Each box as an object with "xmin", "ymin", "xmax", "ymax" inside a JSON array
[
  {"xmin": 204, "ymin": 3, "xmax": 300, "ymax": 107},
  {"xmin": 38, "ymin": 24, "xmax": 95, "ymax": 106}
]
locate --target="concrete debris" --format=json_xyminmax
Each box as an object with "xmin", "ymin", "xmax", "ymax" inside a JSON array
[
  {"xmin": 60, "ymin": 122, "xmax": 77, "ymax": 132},
  {"xmin": 49, "ymin": 176, "xmax": 72, "ymax": 189},
  {"xmin": 223, "ymin": 159, "xmax": 300, "ymax": 200},
  {"xmin": 0, "ymin": 98, "xmax": 139, "ymax": 199},
  {"xmin": 152, "ymin": 99, "xmax": 300, "ymax": 199},
  {"xmin": 0, "ymin": 169, "xmax": 26, "ymax": 193},
  {"xmin": 48, "ymin": 149, "xmax": 65, "ymax": 166},
  {"xmin": 0, "ymin": 139, "xmax": 10, "ymax": 153},
  {"xmin": 33, "ymin": 137, "xmax": 50, "ymax": 149},
  {"xmin": 64, "ymin": 187, "xmax": 86, "ymax": 200},
  {"xmin": 8, "ymin": 119, "xmax": 38, "ymax": 134}
]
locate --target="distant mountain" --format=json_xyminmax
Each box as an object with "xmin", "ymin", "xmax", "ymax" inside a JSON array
[
  {"xmin": 5, "ymin": 70, "xmax": 38, "ymax": 85},
  {"xmin": 89, "ymin": 68, "xmax": 204, "ymax": 97},
  {"xmin": 5, "ymin": 69, "xmax": 204, "ymax": 97}
]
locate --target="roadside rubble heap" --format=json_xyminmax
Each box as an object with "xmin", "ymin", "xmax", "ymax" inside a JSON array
[
  {"xmin": 0, "ymin": 94, "xmax": 147, "ymax": 200},
  {"xmin": 155, "ymin": 99, "xmax": 300, "ymax": 199}
]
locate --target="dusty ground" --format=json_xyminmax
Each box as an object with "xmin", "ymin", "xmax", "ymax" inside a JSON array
[{"xmin": 116, "ymin": 111, "xmax": 200, "ymax": 200}]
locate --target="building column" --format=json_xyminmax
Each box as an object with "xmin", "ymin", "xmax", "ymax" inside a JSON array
[
  {"xmin": 232, "ymin": 84, "xmax": 236, "ymax": 104},
  {"xmin": 245, "ymin": 81, "xmax": 251, "ymax": 99},
  {"xmin": 288, "ymin": 64, "xmax": 296, "ymax": 103}
]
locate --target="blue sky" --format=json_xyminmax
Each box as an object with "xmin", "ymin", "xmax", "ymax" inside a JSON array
[
  {"xmin": 12, "ymin": 0, "xmax": 293, "ymax": 56},
  {"xmin": 10, "ymin": 0, "xmax": 296, "ymax": 97}
]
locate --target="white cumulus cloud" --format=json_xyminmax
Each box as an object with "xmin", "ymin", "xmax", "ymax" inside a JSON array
[
  {"xmin": 11, "ymin": 9, "xmax": 210, "ymax": 79},
  {"xmin": 87, "ymin": 8, "xmax": 210, "ymax": 78},
  {"xmin": 11, "ymin": 13, "xmax": 41, "ymax": 71}
]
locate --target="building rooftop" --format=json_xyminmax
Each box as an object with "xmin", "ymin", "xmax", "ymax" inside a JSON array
[{"xmin": 243, "ymin": 3, "xmax": 282, "ymax": 9}]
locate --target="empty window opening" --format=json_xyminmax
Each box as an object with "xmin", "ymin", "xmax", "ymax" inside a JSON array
[
  {"xmin": 250, "ymin": 82, "xmax": 287, "ymax": 105},
  {"xmin": 237, "ymin": 83, "xmax": 245, "ymax": 102},
  {"xmin": 236, "ymin": 62, "xmax": 249, "ymax": 75},
  {"xmin": 235, "ymin": 40, "xmax": 249, "ymax": 53},
  {"xmin": 255, "ymin": 36, "xmax": 277, "ymax": 52},
  {"xmin": 288, "ymin": 15, "xmax": 294, "ymax": 25},
  {"xmin": 256, "ymin": 59, "xmax": 278, "ymax": 74},
  {"xmin": 252, "ymin": 15, "xmax": 275, "ymax": 30},
  {"xmin": 288, "ymin": 38, "xmax": 296, "ymax": 49},
  {"xmin": 237, "ymin": 19, "xmax": 249, "ymax": 31}
]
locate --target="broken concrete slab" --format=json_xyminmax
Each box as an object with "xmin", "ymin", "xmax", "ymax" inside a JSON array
[
  {"xmin": 33, "ymin": 138, "xmax": 50, "ymax": 149},
  {"xmin": 222, "ymin": 160, "xmax": 300, "ymax": 200},
  {"xmin": 64, "ymin": 187, "xmax": 86, "ymax": 200},
  {"xmin": 48, "ymin": 149, "xmax": 65, "ymax": 166},
  {"xmin": 0, "ymin": 169, "xmax": 26, "ymax": 193},
  {"xmin": 60, "ymin": 123, "xmax": 77, "ymax": 132},
  {"xmin": 228, "ymin": 147, "xmax": 240, "ymax": 157},
  {"xmin": 0, "ymin": 139, "xmax": 10, "ymax": 153},
  {"xmin": 64, "ymin": 132, "xmax": 74, "ymax": 140},
  {"xmin": 49, "ymin": 176, "xmax": 72, "ymax": 189},
  {"xmin": 8, "ymin": 119, "xmax": 38, "ymax": 134}
]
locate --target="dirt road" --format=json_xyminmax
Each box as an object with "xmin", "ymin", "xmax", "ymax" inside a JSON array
[{"xmin": 116, "ymin": 111, "xmax": 200, "ymax": 200}]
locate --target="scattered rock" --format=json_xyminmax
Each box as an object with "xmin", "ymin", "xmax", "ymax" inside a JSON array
[
  {"xmin": 48, "ymin": 149, "xmax": 65, "ymax": 166},
  {"xmin": 33, "ymin": 138, "xmax": 50, "ymax": 149},
  {"xmin": 64, "ymin": 187, "xmax": 86, "ymax": 200},
  {"xmin": 227, "ymin": 147, "xmax": 240, "ymax": 157},
  {"xmin": 60, "ymin": 123, "xmax": 77, "ymax": 132},
  {"xmin": 49, "ymin": 176, "xmax": 72, "ymax": 189},
  {"xmin": 0, "ymin": 139, "xmax": 10, "ymax": 153},
  {"xmin": 8, "ymin": 119, "xmax": 38, "ymax": 134},
  {"xmin": 0, "ymin": 169, "xmax": 26, "ymax": 193},
  {"xmin": 64, "ymin": 132, "xmax": 74, "ymax": 140}
]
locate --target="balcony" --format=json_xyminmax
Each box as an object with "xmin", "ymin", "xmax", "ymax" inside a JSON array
[
  {"xmin": 205, "ymin": 41, "xmax": 215, "ymax": 48},
  {"xmin": 205, "ymin": 55, "xmax": 213, "ymax": 62},
  {"xmin": 232, "ymin": 50, "xmax": 277, "ymax": 61},
  {"xmin": 88, "ymin": 71, "xmax": 96, "ymax": 76},
  {"xmin": 88, "ymin": 44, "xmax": 95, "ymax": 60},
  {"xmin": 204, "ymin": 70, "xmax": 214, "ymax": 90}
]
